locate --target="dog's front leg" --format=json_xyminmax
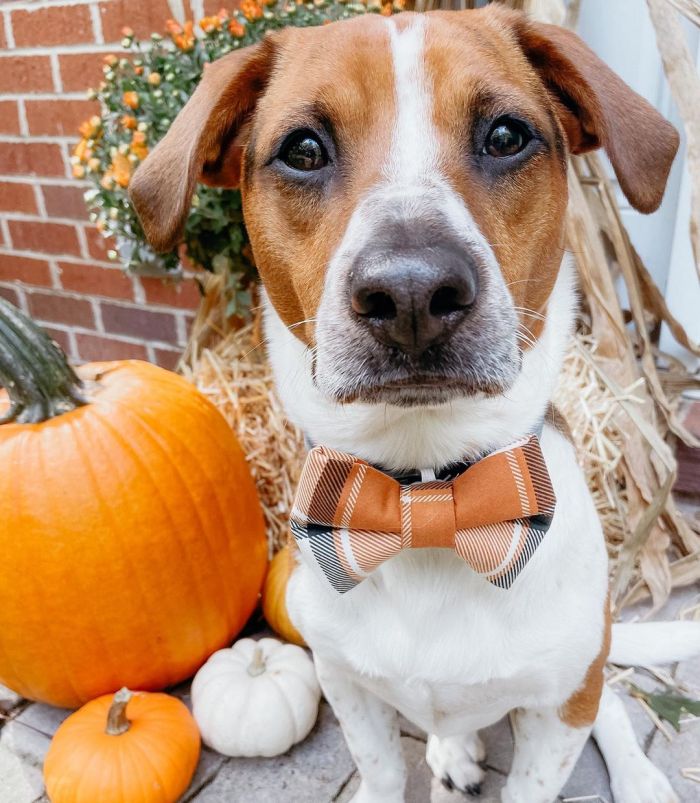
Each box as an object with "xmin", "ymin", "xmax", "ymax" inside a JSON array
[
  {"xmin": 315, "ymin": 656, "xmax": 406, "ymax": 803},
  {"xmin": 501, "ymin": 706, "xmax": 591, "ymax": 803}
]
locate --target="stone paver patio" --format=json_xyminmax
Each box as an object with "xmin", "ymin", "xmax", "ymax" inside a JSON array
[{"xmin": 2, "ymin": 588, "xmax": 699, "ymax": 803}]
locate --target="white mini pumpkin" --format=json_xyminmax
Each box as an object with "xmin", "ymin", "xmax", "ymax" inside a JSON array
[{"xmin": 191, "ymin": 637, "xmax": 321, "ymax": 757}]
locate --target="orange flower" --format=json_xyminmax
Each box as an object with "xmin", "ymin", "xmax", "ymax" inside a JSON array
[
  {"xmin": 106, "ymin": 152, "xmax": 133, "ymax": 188},
  {"xmin": 380, "ymin": 3, "xmax": 392, "ymax": 15},
  {"xmin": 73, "ymin": 139, "xmax": 92, "ymax": 163},
  {"xmin": 165, "ymin": 19, "xmax": 183, "ymax": 36},
  {"xmin": 121, "ymin": 26, "xmax": 134, "ymax": 37},
  {"xmin": 134, "ymin": 65, "xmax": 144, "ymax": 75},
  {"xmin": 103, "ymin": 54, "xmax": 118, "ymax": 67},
  {"xmin": 199, "ymin": 15, "xmax": 223, "ymax": 33},
  {"xmin": 78, "ymin": 116, "xmax": 101, "ymax": 139},
  {"xmin": 121, "ymin": 114, "xmax": 137, "ymax": 130},
  {"xmin": 228, "ymin": 18, "xmax": 245, "ymax": 37},
  {"xmin": 147, "ymin": 71, "xmax": 162, "ymax": 85},
  {"xmin": 122, "ymin": 91, "xmax": 139, "ymax": 110},
  {"xmin": 240, "ymin": 0, "xmax": 263, "ymax": 21},
  {"xmin": 130, "ymin": 131, "xmax": 149, "ymax": 160},
  {"xmin": 174, "ymin": 21, "xmax": 196, "ymax": 51},
  {"xmin": 72, "ymin": 164, "xmax": 85, "ymax": 179}
]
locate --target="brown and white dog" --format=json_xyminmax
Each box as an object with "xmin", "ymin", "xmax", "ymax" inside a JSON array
[{"xmin": 131, "ymin": 8, "xmax": 700, "ymax": 801}]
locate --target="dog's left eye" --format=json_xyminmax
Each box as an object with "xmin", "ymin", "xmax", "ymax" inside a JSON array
[
  {"xmin": 483, "ymin": 119, "xmax": 530, "ymax": 158},
  {"xmin": 279, "ymin": 132, "xmax": 328, "ymax": 172}
]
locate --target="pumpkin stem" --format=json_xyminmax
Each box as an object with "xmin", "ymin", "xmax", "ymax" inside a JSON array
[
  {"xmin": 247, "ymin": 646, "xmax": 266, "ymax": 677},
  {"xmin": 105, "ymin": 687, "xmax": 133, "ymax": 735},
  {"xmin": 0, "ymin": 298, "xmax": 86, "ymax": 425}
]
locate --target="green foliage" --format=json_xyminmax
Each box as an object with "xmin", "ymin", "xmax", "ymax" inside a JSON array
[
  {"xmin": 630, "ymin": 683, "xmax": 700, "ymax": 732},
  {"xmin": 74, "ymin": 1, "xmax": 380, "ymax": 314}
]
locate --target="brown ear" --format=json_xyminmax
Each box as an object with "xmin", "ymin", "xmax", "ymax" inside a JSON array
[
  {"xmin": 516, "ymin": 20, "xmax": 679, "ymax": 213},
  {"xmin": 129, "ymin": 39, "xmax": 275, "ymax": 253}
]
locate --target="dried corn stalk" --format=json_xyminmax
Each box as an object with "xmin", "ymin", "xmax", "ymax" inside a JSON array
[{"xmin": 647, "ymin": 0, "xmax": 700, "ymax": 281}]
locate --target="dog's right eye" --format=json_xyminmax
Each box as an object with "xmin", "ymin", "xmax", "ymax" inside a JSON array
[{"xmin": 279, "ymin": 132, "xmax": 328, "ymax": 172}]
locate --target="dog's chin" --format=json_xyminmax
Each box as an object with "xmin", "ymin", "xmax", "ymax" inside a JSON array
[
  {"xmin": 325, "ymin": 373, "xmax": 517, "ymax": 408},
  {"xmin": 312, "ymin": 324, "xmax": 522, "ymax": 408}
]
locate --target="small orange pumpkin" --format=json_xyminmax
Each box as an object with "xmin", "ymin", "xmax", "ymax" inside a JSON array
[
  {"xmin": 44, "ymin": 688, "xmax": 200, "ymax": 803},
  {"xmin": 0, "ymin": 299, "xmax": 268, "ymax": 707},
  {"xmin": 262, "ymin": 545, "xmax": 306, "ymax": 646}
]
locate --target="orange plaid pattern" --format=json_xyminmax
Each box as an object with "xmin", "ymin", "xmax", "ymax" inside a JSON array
[{"xmin": 290, "ymin": 436, "xmax": 556, "ymax": 593}]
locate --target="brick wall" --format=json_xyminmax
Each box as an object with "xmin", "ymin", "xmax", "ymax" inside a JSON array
[{"xmin": 0, "ymin": 0, "xmax": 227, "ymax": 369}]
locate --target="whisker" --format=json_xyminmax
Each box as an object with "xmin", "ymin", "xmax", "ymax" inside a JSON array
[{"xmin": 513, "ymin": 306, "xmax": 546, "ymax": 321}]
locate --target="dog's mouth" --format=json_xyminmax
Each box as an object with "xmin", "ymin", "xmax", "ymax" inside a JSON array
[
  {"xmin": 312, "ymin": 291, "xmax": 523, "ymax": 409},
  {"xmin": 330, "ymin": 372, "xmax": 516, "ymax": 407}
]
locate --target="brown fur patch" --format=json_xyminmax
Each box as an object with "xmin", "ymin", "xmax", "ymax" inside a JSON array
[
  {"xmin": 242, "ymin": 17, "xmax": 396, "ymax": 341},
  {"xmin": 559, "ymin": 597, "xmax": 612, "ymax": 728},
  {"xmin": 545, "ymin": 403, "xmax": 574, "ymax": 443}
]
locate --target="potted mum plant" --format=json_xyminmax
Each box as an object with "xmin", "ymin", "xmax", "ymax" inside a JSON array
[{"xmin": 74, "ymin": 0, "xmax": 401, "ymax": 315}]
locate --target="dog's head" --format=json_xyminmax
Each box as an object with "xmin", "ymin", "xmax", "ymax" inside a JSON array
[{"xmin": 131, "ymin": 8, "xmax": 677, "ymax": 408}]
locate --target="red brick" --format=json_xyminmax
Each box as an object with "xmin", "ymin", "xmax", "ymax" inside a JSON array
[
  {"xmin": 196, "ymin": 0, "xmax": 244, "ymax": 15},
  {"xmin": 0, "ymin": 143, "xmax": 65, "ymax": 178},
  {"xmin": 58, "ymin": 261, "xmax": 134, "ymax": 300},
  {"xmin": 84, "ymin": 225, "xmax": 113, "ymax": 261},
  {"xmin": 0, "ymin": 254, "xmax": 52, "ymax": 286},
  {"xmin": 12, "ymin": 5, "xmax": 94, "ymax": 48},
  {"xmin": 43, "ymin": 326, "xmax": 72, "ymax": 355},
  {"xmin": 59, "ymin": 51, "xmax": 110, "ymax": 93},
  {"xmin": 0, "ymin": 285, "xmax": 20, "ymax": 307},
  {"xmin": 25, "ymin": 99, "xmax": 99, "ymax": 138},
  {"xmin": 42, "ymin": 185, "xmax": 89, "ymax": 221},
  {"xmin": 8, "ymin": 220, "xmax": 81, "ymax": 257},
  {"xmin": 153, "ymin": 347, "xmax": 181, "ymax": 370},
  {"xmin": 0, "ymin": 182, "xmax": 38, "ymax": 215},
  {"xmin": 0, "ymin": 101, "xmax": 21, "ymax": 136},
  {"xmin": 0, "ymin": 56, "xmax": 54, "ymax": 94},
  {"xmin": 76, "ymin": 332, "xmax": 148, "ymax": 362},
  {"xmin": 141, "ymin": 276, "xmax": 202, "ymax": 309},
  {"xmin": 28, "ymin": 291, "xmax": 95, "ymax": 328},
  {"xmin": 99, "ymin": 0, "xmax": 172, "ymax": 42},
  {"xmin": 101, "ymin": 301, "xmax": 177, "ymax": 342}
]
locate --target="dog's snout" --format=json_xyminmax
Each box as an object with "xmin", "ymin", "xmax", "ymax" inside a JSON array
[{"xmin": 350, "ymin": 248, "xmax": 478, "ymax": 356}]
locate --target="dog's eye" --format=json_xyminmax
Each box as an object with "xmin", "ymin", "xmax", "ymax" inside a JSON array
[
  {"xmin": 279, "ymin": 133, "xmax": 328, "ymax": 172},
  {"xmin": 483, "ymin": 119, "xmax": 530, "ymax": 158}
]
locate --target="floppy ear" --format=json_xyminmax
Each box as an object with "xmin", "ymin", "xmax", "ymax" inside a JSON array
[
  {"xmin": 129, "ymin": 39, "xmax": 275, "ymax": 253},
  {"xmin": 516, "ymin": 19, "xmax": 679, "ymax": 213}
]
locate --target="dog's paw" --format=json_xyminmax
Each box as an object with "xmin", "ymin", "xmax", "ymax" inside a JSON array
[
  {"xmin": 426, "ymin": 733, "xmax": 486, "ymax": 796},
  {"xmin": 610, "ymin": 757, "xmax": 678, "ymax": 803}
]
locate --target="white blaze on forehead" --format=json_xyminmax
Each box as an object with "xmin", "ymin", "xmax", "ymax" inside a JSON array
[{"xmin": 385, "ymin": 16, "xmax": 438, "ymax": 183}]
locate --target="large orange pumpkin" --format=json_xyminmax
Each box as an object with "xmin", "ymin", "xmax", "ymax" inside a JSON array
[{"xmin": 0, "ymin": 298, "xmax": 267, "ymax": 707}]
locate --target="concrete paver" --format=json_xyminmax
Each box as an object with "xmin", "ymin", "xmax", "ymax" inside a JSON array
[{"xmin": 1, "ymin": 590, "xmax": 699, "ymax": 802}]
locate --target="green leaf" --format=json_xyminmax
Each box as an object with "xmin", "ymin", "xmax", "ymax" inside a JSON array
[{"xmin": 630, "ymin": 684, "xmax": 700, "ymax": 732}]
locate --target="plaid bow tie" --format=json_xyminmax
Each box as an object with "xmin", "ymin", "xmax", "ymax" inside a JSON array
[{"xmin": 290, "ymin": 435, "xmax": 556, "ymax": 593}]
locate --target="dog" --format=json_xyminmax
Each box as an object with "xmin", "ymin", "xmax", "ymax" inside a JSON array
[{"xmin": 131, "ymin": 7, "xmax": 700, "ymax": 801}]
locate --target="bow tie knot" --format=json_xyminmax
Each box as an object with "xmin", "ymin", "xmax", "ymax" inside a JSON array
[{"xmin": 290, "ymin": 435, "xmax": 556, "ymax": 594}]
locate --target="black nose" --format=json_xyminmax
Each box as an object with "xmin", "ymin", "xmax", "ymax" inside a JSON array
[{"xmin": 350, "ymin": 247, "xmax": 478, "ymax": 355}]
